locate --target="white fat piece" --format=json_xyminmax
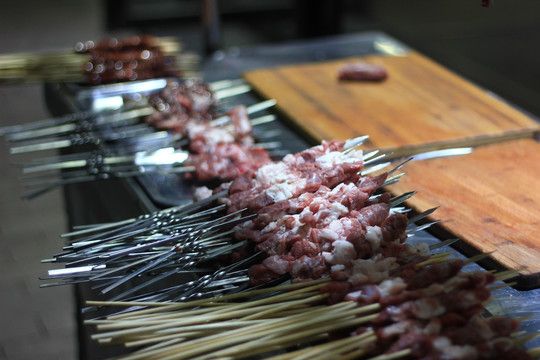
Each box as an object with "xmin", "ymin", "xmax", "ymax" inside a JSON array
[
  {"xmin": 203, "ymin": 128, "xmax": 235, "ymax": 145},
  {"xmin": 282, "ymin": 153, "xmax": 304, "ymax": 166},
  {"xmin": 261, "ymin": 214, "xmax": 302, "ymax": 235},
  {"xmin": 309, "ymin": 202, "xmax": 350, "ymax": 228},
  {"xmin": 331, "ymin": 264, "xmax": 345, "ymax": 272},
  {"xmin": 410, "ymin": 242, "xmax": 430, "ymax": 256},
  {"xmin": 193, "ymin": 186, "xmax": 213, "ymax": 201},
  {"xmin": 317, "ymin": 218, "xmax": 352, "ymax": 242},
  {"xmin": 377, "ymin": 278, "xmax": 407, "ymax": 298},
  {"xmin": 433, "ymin": 337, "xmax": 478, "ymax": 360},
  {"xmin": 264, "ymin": 178, "xmax": 307, "ymax": 202},
  {"xmin": 315, "ymin": 149, "xmax": 364, "ymax": 169},
  {"xmin": 186, "ymin": 121, "xmax": 235, "ymax": 145},
  {"xmin": 323, "ymin": 240, "xmax": 357, "ymax": 265},
  {"xmin": 365, "ymin": 226, "xmax": 383, "ymax": 251},
  {"xmin": 414, "ymin": 298, "xmax": 446, "ymax": 319},
  {"xmin": 255, "ymin": 162, "xmax": 289, "ymax": 186},
  {"xmin": 348, "ymin": 256, "xmax": 397, "ymax": 286}
]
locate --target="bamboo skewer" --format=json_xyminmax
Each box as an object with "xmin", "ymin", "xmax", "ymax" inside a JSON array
[
  {"xmin": 87, "ymin": 278, "xmax": 330, "ymax": 317},
  {"xmin": 195, "ymin": 313, "xmax": 379, "ymax": 360},
  {"xmin": 415, "ymin": 251, "xmax": 456, "ymax": 267},
  {"xmin": 264, "ymin": 332, "xmax": 376, "ymax": 360},
  {"xmin": 366, "ymin": 350, "xmax": 413, "ymax": 360},
  {"xmin": 92, "ymin": 293, "xmax": 328, "ymax": 336},
  {"xmin": 95, "ymin": 302, "xmax": 379, "ymax": 360},
  {"xmin": 85, "ymin": 279, "xmax": 381, "ymax": 359}
]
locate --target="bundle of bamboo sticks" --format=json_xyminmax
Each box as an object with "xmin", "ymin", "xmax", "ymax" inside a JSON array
[{"xmin": 85, "ymin": 255, "xmax": 540, "ymax": 360}]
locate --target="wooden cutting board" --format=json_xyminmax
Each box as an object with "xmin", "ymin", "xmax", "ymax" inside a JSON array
[
  {"xmin": 244, "ymin": 52, "xmax": 539, "ymax": 152},
  {"xmin": 245, "ymin": 52, "xmax": 540, "ymax": 288},
  {"xmin": 387, "ymin": 138, "xmax": 540, "ymax": 288}
]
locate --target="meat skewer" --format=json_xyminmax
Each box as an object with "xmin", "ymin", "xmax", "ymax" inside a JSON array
[
  {"xmin": 18, "ymin": 112, "xmax": 277, "ymax": 177},
  {"xmin": 82, "ymin": 216, "xmax": 534, "ymax": 354},
  {"xmin": 5, "ymin": 79, "xmax": 257, "ymax": 200},
  {"xmin": 5, "ymin": 82, "xmax": 251, "ymax": 144},
  {"xmin": 73, "ymin": 176, "xmax": 539, "ymax": 358}
]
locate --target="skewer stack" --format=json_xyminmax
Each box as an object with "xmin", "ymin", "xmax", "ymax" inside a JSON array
[
  {"xmin": 41, "ymin": 137, "xmax": 383, "ymax": 301},
  {"xmin": 0, "ymin": 35, "xmax": 199, "ymax": 85},
  {"xmin": 2, "ymin": 78, "xmax": 277, "ymax": 199},
  {"xmin": 41, "ymin": 131, "xmax": 540, "ymax": 358}
]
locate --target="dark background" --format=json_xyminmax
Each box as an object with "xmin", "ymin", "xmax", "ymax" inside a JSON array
[{"xmin": 105, "ymin": 0, "xmax": 540, "ymax": 117}]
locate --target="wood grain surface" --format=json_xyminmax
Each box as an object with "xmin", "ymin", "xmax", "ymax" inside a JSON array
[
  {"xmin": 387, "ymin": 138, "xmax": 540, "ymax": 283},
  {"xmin": 244, "ymin": 52, "xmax": 539, "ymax": 152}
]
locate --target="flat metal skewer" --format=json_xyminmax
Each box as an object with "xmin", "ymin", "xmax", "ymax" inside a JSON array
[
  {"xmin": 21, "ymin": 147, "xmax": 189, "ymax": 174},
  {"xmin": 211, "ymin": 99, "xmax": 277, "ymax": 126},
  {"xmin": 6, "ymin": 107, "xmax": 154, "ymax": 142}
]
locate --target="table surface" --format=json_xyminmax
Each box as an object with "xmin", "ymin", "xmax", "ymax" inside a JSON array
[{"xmin": 45, "ymin": 31, "xmax": 540, "ymax": 359}]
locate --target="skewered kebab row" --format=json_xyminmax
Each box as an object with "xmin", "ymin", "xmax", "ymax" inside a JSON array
[
  {"xmin": 4, "ymin": 78, "xmax": 270, "ymax": 198},
  {"xmin": 216, "ymin": 167, "xmax": 533, "ymax": 358},
  {"xmin": 185, "ymin": 103, "xmax": 274, "ymax": 182},
  {"xmin": 151, "ymin": 257, "xmax": 532, "ymax": 359},
  {"xmin": 141, "ymin": 78, "xmax": 278, "ymax": 182},
  {"xmin": 193, "ymin": 139, "xmax": 409, "ymax": 287},
  {"xmin": 232, "ymin": 172, "xmax": 394, "ymax": 283},
  {"xmin": 1, "ymin": 77, "xmax": 246, "ymax": 142},
  {"xmin": 0, "ymin": 35, "xmax": 196, "ymax": 85},
  {"xmin": 233, "ymin": 189, "xmax": 534, "ymax": 359},
  {"xmin": 342, "ymin": 267, "xmax": 535, "ymax": 360},
  {"xmin": 144, "ymin": 78, "xmax": 256, "ymax": 148},
  {"xmin": 75, "ymin": 35, "xmax": 186, "ymax": 84},
  {"xmin": 349, "ymin": 274, "xmax": 533, "ymax": 359},
  {"xmin": 39, "ymin": 139, "xmax": 375, "ymax": 295},
  {"xmin": 6, "ymin": 78, "xmax": 251, "ymax": 157},
  {"xmin": 186, "ymin": 105, "xmax": 258, "ymax": 153},
  {"xmin": 217, "ymin": 138, "xmax": 367, "ymax": 214},
  {"xmin": 171, "ymin": 103, "xmax": 274, "ymax": 182},
  {"xmin": 245, "ymin": 198, "xmax": 405, "ymax": 287},
  {"xmin": 186, "ymin": 143, "xmax": 273, "ymax": 182}
]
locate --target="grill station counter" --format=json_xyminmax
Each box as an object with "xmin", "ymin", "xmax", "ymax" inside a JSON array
[{"xmin": 42, "ymin": 31, "xmax": 540, "ymax": 359}]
